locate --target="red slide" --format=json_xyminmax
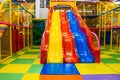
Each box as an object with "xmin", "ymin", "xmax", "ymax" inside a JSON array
[
  {"xmin": 40, "ymin": 8, "xmax": 53, "ymax": 64},
  {"xmin": 60, "ymin": 11, "xmax": 79, "ymax": 63},
  {"xmin": 73, "ymin": 9, "xmax": 100, "ymax": 63}
]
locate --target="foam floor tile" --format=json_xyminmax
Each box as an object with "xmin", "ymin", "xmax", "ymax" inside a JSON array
[
  {"xmin": 12, "ymin": 54, "xmax": 21, "ymax": 58},
  {"xmin": 27, "ymin": 50, "xmax": 40, "ymax": 52},
  {"xmin": 0, "ymin": 64, "xmax": 31, "ymax": 73},
  {"xmin": 11, "ymin": 58, "xmax": 35, "ymax": 64},
  {"xmin": 18, "ymin": 54, "xmax": 38, "ymax": 59},
  {"xmin": 41, "ymin": 63, "xmax": 79, "ymax": 75},
  {"xmin": 109, "ymin": 54, "xmax": 120, "ymax": 58},
  {"xmin": 17, "ymin": 52, "xmax": 25, "ymax": 55},
  {"xmin": 102, "ymin": 49, "xmax": 110, "ymax": 52},
  {"xmin": 40, "ymin": 75, "xmax": 82, "ymax": 80},
  {"xmin": 100, "ymin": 52, "xmax": 104, "ymax": 54},
  {"xmin": 106, "ymin": 64, "xmax": 120, "ymax": 73},
  {"xmin": 117, "ymin": 58, "xmax": 120, "ymax": 60},
  {"xmin": 101, "ymin": 58, "xmax": 120, "ymax": 63},
  {"xmin": 37, "ymin": 55, "xmax": 40, "ymax": 58},
  {"xmin": 24, "ymin": 51, "xmax": 39, "ymax": 54},
  {"xmin": 0, "ymin": 73, "xmax": 23, "ymax": 80},
  {"xmin": 1, "ymin": 58, "xmax": 15, "ymax": 64},
  {"xmin": 33, "ymin": 59, "xmax": 40, "ymax": 64},
  {"xmin": 30, "ymin": 46, "xmax": 40, "ymax": 49},
  {"xmin": 75, "ymin": 63, "xmax": 116, "ymax": 74},
  {"xmin": 101, "ymin": 54, "xmax": 112, "ymax": 58},
  {"xmin": 82, "ymin": 74, "xmax": 120, "ymax": 80},
  {"xmin": 27, "ymin": 64, "xmax": 43, "ymax": 73},
  {"xmin": 0, "ymin": 64, "xmax": 6, "ymax": 68},
  {"xmin": 115, "ymin": 51, "xmax": 120, "ymax": 53},
  {"xmin": 22, "ymin": 73, "xmax": 39, "ymax": 80},
  {"xmin": 104, "ymin": 51, "xmax": 117, "ymax": 54}
]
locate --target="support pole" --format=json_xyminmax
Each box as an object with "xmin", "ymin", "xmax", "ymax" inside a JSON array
[
  {"xmin": 35, "ymin": 0, "xmax": 40, "ymax": 18},
  {"xmin": 99, "ymin": 3, "xmax": 101, "ymax": 40},
  {"xmin": 44, "ymin": 0, "xmax": 46, "ymax": 8},
  {"xmin": 10, "ymin": 0, "xmax": 12, "ymax": 56},
  {"xmin": 110, "ymin": 11, "xmax": 113, "ymax": 49},
  {"xmin": 104, "ymin": 8, "xmax": 107, "ymax": 47}
]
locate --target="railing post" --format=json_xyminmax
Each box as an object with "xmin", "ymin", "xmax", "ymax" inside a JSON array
[
  {"xmin": 10, "ymin": 0, "xmax": 12, "ymax": 56},
  {"xmin": 35, "ymin": 0, "xmax": 40, "ymax": 18}
]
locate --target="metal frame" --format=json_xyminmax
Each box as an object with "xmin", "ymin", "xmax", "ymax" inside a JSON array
[
  {"xmin": 77, "ymin": 1, "xmax": 120, "ymax": 49},
  {"xmin": 0, "ymin": 0, "xmax": 34, "ymax": 62}
]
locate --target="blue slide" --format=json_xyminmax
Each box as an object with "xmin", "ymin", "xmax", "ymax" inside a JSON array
[{"xmin": 66, "ymin": 11, "xmax": 94, "ymax": 63}]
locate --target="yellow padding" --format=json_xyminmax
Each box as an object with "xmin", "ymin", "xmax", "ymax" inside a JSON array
[{"xmin": 0, "ymin": 24, "xmax": 8, "ymax": 28}]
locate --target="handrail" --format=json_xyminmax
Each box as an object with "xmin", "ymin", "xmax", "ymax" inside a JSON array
[
  {"xmin": 28, "ymin": 3, "xmax": 35, "ymax": 15},
  {"xmin": 29, "ymin": 3, "xmax": 34, "ymax": 11},
  {"xmin": 0, "ymin": 21, "xmax": 29, "ymax": 28},
  {"xmin": 98, "ymin": 5, "xmax": 120, "ymax": 16},
  {"xmin": 91, "ymin": 32, "xmax": 100, "ymax": 50},
  {"xmin": 40, "ymin": 32, "xmax": 45, "ymax": 61},
  {"xmin": 12, "ymin": 0, "xmax": 35, "ymax": 17}
]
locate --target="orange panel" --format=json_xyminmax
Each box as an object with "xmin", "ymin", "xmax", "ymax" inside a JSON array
[{"xmin": 40, "ymin": 75, "xmax": 82, "ymax": 80}]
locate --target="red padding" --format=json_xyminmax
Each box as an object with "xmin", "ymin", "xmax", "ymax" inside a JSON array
[{"xmin": 12, "ymin": 28, "xmax": 17, "ymax": 53}]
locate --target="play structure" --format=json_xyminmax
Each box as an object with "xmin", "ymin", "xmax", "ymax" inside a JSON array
[
  {"xmin": 0, "ymin": 0, "xmax": 34, "ymax": 62},
  {"xmin": 97, "ymin": 2, "xmax": 120, "ymax": 49},
  {"xmin": 40, "ymin": 0, "xmax": 100, "ymax": 64},
  {"xmin": 0, "ymin": 0, "xmax": 120, "ymax": 80},
  {"xmin": 40, "ymin": 0, "xmax": 101, "ymax": 80},
  {"xmin": 77, "ymin": 2, "xmax": 120, "ymax": 49}
]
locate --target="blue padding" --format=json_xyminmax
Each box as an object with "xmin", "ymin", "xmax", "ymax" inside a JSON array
[
  {"xmin": 40, "ymin": 63, "xmax": 79, "ymax": 75},
  {"xmin": 66, "ymin": 11, "xmax": 94, "ymax": 63}
]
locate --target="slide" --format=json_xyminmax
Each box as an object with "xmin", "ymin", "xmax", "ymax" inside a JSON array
[
  {"xmin": 67, "ymin": 11, "xmax": 94, "ymax": 63},
  {"xmin": 40, "ymin": 8, "xmax": 52, "ymax": 64},
  {"xmin": 73, "ymin": 9, "xmax": 100, "ymax": 63},
  {"xmin": 40, "ymin": 8, "xmax": 100, "ymax": 64},
  {"xmin": 47, "ymin": 11, "xmax": 63, "ymax": 63},
  {"xmin": 60, "ymin": 11, "xmax": 79, "ymax": 63}
]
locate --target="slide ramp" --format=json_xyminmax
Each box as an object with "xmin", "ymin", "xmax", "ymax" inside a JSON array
[
  {"xmin": 60, "ymin": 11, "xmax": 79, "ymax": 63},
  {"xmin": 67, "ymin": 11, "xmax": 94, "ymax": 63},
  {"xmin": 47, "ymin": 11, "xmax": 63, "ymax": 63}
]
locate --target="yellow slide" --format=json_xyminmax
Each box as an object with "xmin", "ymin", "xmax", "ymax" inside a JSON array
[{"xmin": 47, "ymin": 11, "xmax": 63, "ymax": 63}]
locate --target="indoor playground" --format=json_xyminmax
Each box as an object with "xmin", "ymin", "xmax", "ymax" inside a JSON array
[{"xmin": 0, "ymin": 0, "xmax": 120, "ymax": 80}]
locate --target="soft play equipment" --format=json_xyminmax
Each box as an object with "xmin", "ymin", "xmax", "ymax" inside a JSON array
[
  {"xmin": 73, "ymin": 9, "xmax": 100, "ymax": 63},
  {"xmin": 33, "ymin": 20, "xmax": 45, "ymax": 45},
  {"xmin": 12, "ymin": 28, "xmax": 24, "ymax": 52},
  {"xmin": 40, "ymin": 8, "xmax": 100, "ymax": 63},
  {"xmin": 67, "ymin": 11, "xmax": 94, "ymax": 63},
  {"xmin": 40, "ymin": 8, "xmax": 100, "ymax": 64},
  {"xmin": 60, "ymin": 11, "xmax": 79, "ymax": 63}
]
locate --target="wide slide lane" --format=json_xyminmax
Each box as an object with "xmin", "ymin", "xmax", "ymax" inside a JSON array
[
  {"xmin": 47, "ymin": 11, "xmax": 63, "ymax": 63},
  {"xmin": 67, "ymin": 11, "xmax": 94, "ymax": 63},
  {"xmin": 60, "ymin": 11, "xmax": 79, "ymax": 63}
]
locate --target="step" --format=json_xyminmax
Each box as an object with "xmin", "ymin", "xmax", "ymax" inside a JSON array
[
  {"xmin": 40, "ymin": 63, "xmax": 79, "ymax": 75},
  {"xmin": 40, "ymin": 75, "xmax": 82, "ymax": 80}
]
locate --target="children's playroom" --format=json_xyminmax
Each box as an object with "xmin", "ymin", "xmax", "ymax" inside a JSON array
[{"xmin": 0, "ymin": 0, "xmax": 120, "ymax": 80}]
